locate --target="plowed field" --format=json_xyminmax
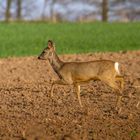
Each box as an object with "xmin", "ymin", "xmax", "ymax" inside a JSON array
[{"xmin": 0, "ymin": 51, "xmax": 140, "ymax": 140}]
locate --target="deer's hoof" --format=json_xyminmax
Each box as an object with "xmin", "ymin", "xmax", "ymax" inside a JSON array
[
  {"xmin": 136, "ymin": 101, "xmax": 140, "ymax": 108},
  {"xmin": 79, "ymin": 103, "xmax": 83, "ymax": 108},
  {"xmin": 51, "ymin": 93, "xmax": 53, "ymax": 97},
  {"xmin": 115, "ymin": 107, "xmax": 122, "ymax": 114}
]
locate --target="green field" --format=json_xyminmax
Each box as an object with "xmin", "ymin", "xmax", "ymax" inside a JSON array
[{"xmin": 0, "ymin": 22, "xmax": 140, "ymax": 58}]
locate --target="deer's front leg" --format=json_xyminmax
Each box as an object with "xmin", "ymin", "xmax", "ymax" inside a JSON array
[
  {"xmin": 50, "ymin": 79, "xmax": 67, "ymax": 97},
  {"xmin": 74, "ymin": 83, "xmax": 82, "ymax": 107}
]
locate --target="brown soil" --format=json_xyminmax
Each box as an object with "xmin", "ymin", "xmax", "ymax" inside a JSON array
[{"xmin": 0, "ymin": 51, "xmax": 140, "ymax": 140}]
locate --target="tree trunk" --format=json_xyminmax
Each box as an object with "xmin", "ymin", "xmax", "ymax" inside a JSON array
[
  {"xmin": 5, "ymin": 0, "xmax": 12, "ymax": 21},
  {"xmin": 50, "ymin": 0, "xmax": 57, "ymax": 23},
  {"xmin": 16, "ymin": 0, "xmax": 22, "ymax": 20},
  {"xmin": 42, "ymin": 0, "xmax": 47, "ymax": 20},
  {"xmin": 102, "ymin": 0, "xmax": 108, "ymax": 22}
]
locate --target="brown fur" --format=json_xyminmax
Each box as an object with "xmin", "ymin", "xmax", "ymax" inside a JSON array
[{"xmin": 38, "ymin": 40, "xmax": 124, "ymax": 109}]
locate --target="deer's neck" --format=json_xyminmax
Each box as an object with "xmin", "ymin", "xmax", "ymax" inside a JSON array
[{"xmin": 49, "ymin": 51, "xmax": 64, "ymax": 77}]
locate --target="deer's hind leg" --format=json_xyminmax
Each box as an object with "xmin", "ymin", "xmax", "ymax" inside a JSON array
[
  {"xmin": 102, "ymin": 78, "xmax": 123, "ymax": 112},
  {"xmin": 115, "ymin": 75, "xmax": 124, "ymax": 90}
]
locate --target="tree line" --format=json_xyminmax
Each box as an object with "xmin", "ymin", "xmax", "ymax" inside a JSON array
[{"xmin": 2, "ymin": 0, "xmax": 109, "ymax": 22}]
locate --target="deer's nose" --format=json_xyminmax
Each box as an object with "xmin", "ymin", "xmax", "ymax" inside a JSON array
[{"xmin": 38, "ymin": 56, "xmax": 41, "ymax": 59}]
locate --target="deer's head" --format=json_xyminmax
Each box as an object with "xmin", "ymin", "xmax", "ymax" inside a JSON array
[{"xmin": 38, "ymin": 40, "xmax": 55, "ymax": 61}]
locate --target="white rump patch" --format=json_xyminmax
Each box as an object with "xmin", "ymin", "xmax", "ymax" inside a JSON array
[{"xmin": 114, "ymin": 62, "xmax": 120, "ymax": 75}]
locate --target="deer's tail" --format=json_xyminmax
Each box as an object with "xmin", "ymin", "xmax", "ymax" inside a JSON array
[{"xmin": 114, "ymin": 62, "xmax": 121, "ymax": 75}]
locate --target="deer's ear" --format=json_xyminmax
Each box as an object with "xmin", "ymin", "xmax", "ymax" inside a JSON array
[
  {"xmin": 47, "ymin": 40, "xmax": 53, "ymax": 49},
  {"xmin": 53, "ymin": 46, "xmax": 55, "ymax": 51}
]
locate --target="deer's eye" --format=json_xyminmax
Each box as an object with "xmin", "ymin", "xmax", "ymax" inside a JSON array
[{"xmin": 43, "ymin": 50, "xmax": 47, "ymax": 53}]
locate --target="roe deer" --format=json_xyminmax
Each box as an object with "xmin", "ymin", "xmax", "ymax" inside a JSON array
[{"xmin": 38, "ymin": 40, "xmax": 124, "ymax": 110}]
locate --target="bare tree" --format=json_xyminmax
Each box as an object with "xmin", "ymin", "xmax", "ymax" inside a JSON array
[
  {"xmin": 21, "ymin": 0, "xmax": 39, "ymax": 20},
  {"xmin": 5, "ymin": 0, "xmax": 12, "ymax": 21},
  {"xmin": 102, "ymin": 0, "xmax": 108, "ymax": 21},
  {"xmin": 50, "ymin": 0, "xmax": 57, "ymax": 22},
  {"xmin": 42, "ymin": 0, "xmax": 48, "ymax": 20},
  {"xmin": 16, "ymin": 0, "xmax": 22, "ymax": 20}
]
